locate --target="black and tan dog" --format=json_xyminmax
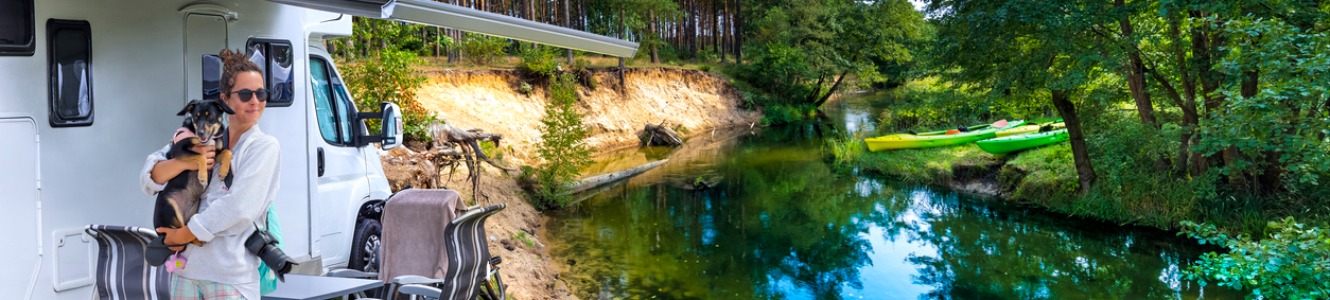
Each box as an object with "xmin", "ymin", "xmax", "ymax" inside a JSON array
[{"xmin": 148, "ymin": 99, "xmax": 234, "ymax": 264}]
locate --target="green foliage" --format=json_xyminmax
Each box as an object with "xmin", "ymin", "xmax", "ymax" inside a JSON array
[
  {"xmin": 514, "ymin": 231, "xmax": 535, "ymax": 247},
  {"xmin": 760, "ymin": 104, "xmax": 818, "ymax": 125},
  {"xmin": 1191, "ymin": 17, "xmax": 1330, "ymax": 192},
  {"xmin": 341, "ymin": 50, "xmax": 437, "ymax": 143},
  {"xmin": 339, "ymin": 18, "xmax": 449, "ymax": 58},
  {"xmin": 518, "ymin": 82, "xmax": 533, "ymax": 95},
  {"xmin": 528, "ymin": 73, "xmax": 592, "ymax": 209},
  {"xmin": 1180, "ymin": 218, "xmax": 1330, "ymax": 298},
  {"xmin": 459, "ymin": 33, "xmax": 508, "ymax": 66},
  {"xmin": 876, "ymin": 77, "xmax": 1052, "ymax": 133},
  {"xmin": 735, "ymin": 0, "xmax": 928, "ymax": 108},
  {"xmin": 518, "ymin": 44, "xmax": 560, "ymax": 79}
]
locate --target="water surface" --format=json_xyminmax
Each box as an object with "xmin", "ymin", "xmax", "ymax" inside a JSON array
[{"xmin": 545, "ymin": 94, "xmax": 1236, "ymax": 299}]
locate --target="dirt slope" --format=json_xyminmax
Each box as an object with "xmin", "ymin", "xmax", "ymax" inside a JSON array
[
  {"xmin": 396, "ymin": 67, "xmax": 759, "ymax": 299},
  {"xmin": 415, "ymin": 68, "xmax": 761, "ymax": 164}
]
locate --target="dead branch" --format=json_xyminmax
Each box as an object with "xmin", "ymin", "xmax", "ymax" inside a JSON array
[{"xmin": 641, "ymin": 122, "xmax": 684, "ymax": 146}]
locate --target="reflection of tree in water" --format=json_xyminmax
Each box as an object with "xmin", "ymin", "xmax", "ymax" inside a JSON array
[
  {"xmin": 902, "ymin": 188, "xmax": 1226, "ymax": 300},
  {"xmin": 548, "ymin": 126, "xmax": 895, "ymax": 299}
]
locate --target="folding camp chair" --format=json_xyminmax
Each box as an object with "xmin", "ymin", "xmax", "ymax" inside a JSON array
[
  {"xmin": 393, "ymin": 204, "xmax": 507, "ymax": 300},
  {"xmin": 331, "ymin": 189, "xmax": 505, "ymax": 300},
  {"xmin": 85, "ymin": 225, "xmax": 171, "ymax": 300}
]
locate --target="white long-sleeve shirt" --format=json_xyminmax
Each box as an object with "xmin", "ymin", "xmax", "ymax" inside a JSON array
[{"xmin": 139, "ymin": 126, "xmax": 280, "ymax": 300}]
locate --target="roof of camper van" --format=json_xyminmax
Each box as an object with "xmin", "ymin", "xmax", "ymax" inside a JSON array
[{"xmin": 271, "ymin": 0, "xmax": 639, "ymax": 58}]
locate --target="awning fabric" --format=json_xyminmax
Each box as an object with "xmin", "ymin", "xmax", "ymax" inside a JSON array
[{"xmin": 269, "ymin": 0, "xmax": 639, "ymax": 58}]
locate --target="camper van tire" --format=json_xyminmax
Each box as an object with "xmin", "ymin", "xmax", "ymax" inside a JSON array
[{"xmin": 349, "ymin": 218, "xmax": 383, "ymax": 272}]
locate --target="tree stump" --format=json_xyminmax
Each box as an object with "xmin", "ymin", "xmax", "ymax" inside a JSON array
[{"xmin": 641, "ymin": 123, "xmax": 684, "ymax": 146}]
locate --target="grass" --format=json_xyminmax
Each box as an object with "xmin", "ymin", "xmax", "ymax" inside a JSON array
[
  {"xmin": 515, "ymin": 231, "xmax": 535, "ymax": 247},
  {"xmin": 845, "ymin": 142, "xmax": 999, "ymax": 183}
]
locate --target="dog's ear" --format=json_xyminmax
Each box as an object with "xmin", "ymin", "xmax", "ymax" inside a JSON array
[
  {"xmin": 177, "ymin": 100, "xmax": 200, "ymax": 116},
  {"xmin": 212, "ymin": 100, "xmax": 236, "ymax": 114}
]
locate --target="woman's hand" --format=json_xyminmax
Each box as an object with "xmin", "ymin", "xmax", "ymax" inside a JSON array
[
  {"xmin": 150, "ymin": 144, "xmax": 216, "ymax": 185},
  {"xmin": 156, "ymin": 226, "xmax": 197, "ymax": 251},
  {"xmin": 182, "ymin": 144, "xmax": 217, "ymax": 171}
]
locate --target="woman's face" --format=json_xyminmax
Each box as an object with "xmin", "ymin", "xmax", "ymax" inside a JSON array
[{"xmin": 224, "ymin": 71, "xmax": 266, "ymax": 128}]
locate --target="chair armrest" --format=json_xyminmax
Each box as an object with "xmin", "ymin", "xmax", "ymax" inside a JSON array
[
  {"xmin": 396, "ymin": 284, "xmax": 443, "ymax": 298},
  {"xmin": 326, "ymin": 268, "xmax": 379, "ymax": 279},
  {"xmin": 390, "ymin": 275, "xmax": 444, "ymax": 285}
]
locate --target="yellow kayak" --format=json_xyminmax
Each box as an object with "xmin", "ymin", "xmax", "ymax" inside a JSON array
[
  {"xmin": 996, "ymin": 122, "xmax": 1065, "ymax": 137},
  {"xmin": 865, "ymin": 120, "xmax": 1027, "ymax": 151}
]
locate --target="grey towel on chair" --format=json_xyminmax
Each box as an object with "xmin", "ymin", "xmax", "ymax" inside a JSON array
[{"xmin": 379, "ymin": 189, "xmax": 461, "ymax": 282}]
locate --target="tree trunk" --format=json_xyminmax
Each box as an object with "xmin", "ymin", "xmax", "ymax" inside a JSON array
[
  {"xmin": 650, "ymin": 12, "xmax": 660, "ymax": 64},
  {"xmin": 567, "ymin": 159, "xmax": 669, "ymax": 195},
  {"xmin": 1116, "ymin": 0, "xmax": 1156, "ymax": 128},
  {"xmin": 803, "ymin": 73, "xmax": 828, "ymax": 105},
  {"xmin": 564, "ymin": 0, "xmax": 573, "ymax": 65},
  {"xmin": 814, "ymin": 70, "xmax": 850, "ymax": 107},
  {"xmin": 719, "ymin": 0, "xmax": 727, "ymax": 63},
  {"xmin": 1148, "ymin": 65, "xmax": 1198, "ymax": 175},
  {"xmin": 735, "ymin": 0, "xmax": 742, "ymax": 64},
  {"xmin": 1190, "ymin": 10, "xmax": 1226, "ymax": 176},
  {"xmin": 1052, "ymin": 90, "xmax": 1096, "ymax": 192}
]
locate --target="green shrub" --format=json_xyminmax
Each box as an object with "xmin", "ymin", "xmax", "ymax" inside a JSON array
[
  {"xmin": 341, "ymin": 50, "xmax": 438, "ymax": 143},
  {"xmin": 518, "ymin": 44, "xmax": 559, "ymax": 79},
  {"xmin": 460, "ymin": 33, "xmax": 508, "ymax": 66},
  {"xmin": 518, "ymin": 82, "xmax": 533, "ymax": 95},
  {"xmin": 527, "ymin": 73, "xmax": 591, "ymax": 209},
  {"xmin": 1180, "ymin": 218, "xmax": 1330, "ymax": 299}
]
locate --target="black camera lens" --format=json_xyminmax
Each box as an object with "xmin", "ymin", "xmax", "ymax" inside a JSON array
[{"xmin": 245, "ymin": 229, "xmax": 298, "ymax": 281}]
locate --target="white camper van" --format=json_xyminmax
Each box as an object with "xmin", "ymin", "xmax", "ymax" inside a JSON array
[{"xmin": 0, "ymin": 0, "xmax": 636, "ymax": 298}]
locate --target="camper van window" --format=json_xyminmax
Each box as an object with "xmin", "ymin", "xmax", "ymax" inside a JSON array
[
  {"xmin": 47, "ymin": 19, "xmax": 93, "ymax": 127},
  {"xmin": 245, "ymin": 38, "xmax": 294, "ymax": 107},
  {"xmin": 311, "ymin": 58, "xmax": 354, "ymax": 145},
  {"xmin": 0, "ymin": 0, "xmax": 35, "ymax": 56}
]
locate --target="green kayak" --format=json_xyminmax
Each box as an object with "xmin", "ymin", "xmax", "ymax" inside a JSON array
[
  {"xmin": 865, "ymin": 120, "xmax": 1026, "ymax": 151},
  {"xmin": 976, "ymin": 128, "xmax": 1069, "ymax": 154}
]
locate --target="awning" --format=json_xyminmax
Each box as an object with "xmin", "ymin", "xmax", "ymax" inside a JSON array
[{"xmin": 269, "ymin": 0, "xmax": 638, "ymax": 58}]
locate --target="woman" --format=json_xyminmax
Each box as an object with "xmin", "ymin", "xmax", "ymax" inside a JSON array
[{"xmin": 140, "ymin": 48, "xmax": 280, "ymax": 300}]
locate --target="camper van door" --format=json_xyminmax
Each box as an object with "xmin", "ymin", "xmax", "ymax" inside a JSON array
[{"xmin": 307, "ymin": 51, "xmax": 368, "ymax": 267}]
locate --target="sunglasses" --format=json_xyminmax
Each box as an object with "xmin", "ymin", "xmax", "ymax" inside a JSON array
[{"xmin": 228, "ymin": 88, "xmax": 269, "ymax": 102}]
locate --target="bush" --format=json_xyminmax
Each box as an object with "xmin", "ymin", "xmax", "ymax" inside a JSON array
[
  {"xmin": 341, "ymin": 50, "xmax": 438, "ymax": 143},
  {"xmin": 1180, "ymin": 218, "xmax": 1330, "ymax": 299},
  {"xmin": 527, "ymin": 73, "xmax": 591, "ymax": 209},
  {"xmin": 571, "ymin": 58, "xmax": 598, "ymax": 90},
  {"xmin": 517, "ymin": 44, "xmax": 559, "ymax": 79},
  {"xmin": 460, "ymin": 33, "xmax": 508, "ymax": 66}
]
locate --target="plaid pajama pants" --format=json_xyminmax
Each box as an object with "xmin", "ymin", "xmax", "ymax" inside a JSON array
[{"xmin": 169, "ymin": 274, "xmax": 245, "ymax": 300}]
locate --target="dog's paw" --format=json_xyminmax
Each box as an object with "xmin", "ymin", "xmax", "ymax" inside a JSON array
[{"xmin": 217, "ymin": 150, "xmax": 233, "ymax": 178}]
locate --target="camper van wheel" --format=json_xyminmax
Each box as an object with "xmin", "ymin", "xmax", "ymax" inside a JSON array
[{"xmin": 349, "ymin": 218, "xmax": 382, "ymax": 272}]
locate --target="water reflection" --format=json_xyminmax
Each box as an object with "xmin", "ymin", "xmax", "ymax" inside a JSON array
[{"xmin": 546, "ymin": 96, "xmax": 1236, "ymax": 299}]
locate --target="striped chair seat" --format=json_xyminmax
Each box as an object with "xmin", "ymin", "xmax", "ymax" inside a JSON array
[{"xmin": 86, "ymin": 225, "xmax": 171, "ymax": 300}]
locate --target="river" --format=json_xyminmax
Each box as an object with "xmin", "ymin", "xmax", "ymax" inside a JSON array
[{"xmin": 543, "ymin": 93, "xmax": 1238, "ymax": 299}]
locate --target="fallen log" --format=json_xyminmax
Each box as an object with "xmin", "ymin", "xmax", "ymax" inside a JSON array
[
  {"xmin": 641, "ymin": 123, "xmax": 684, "ymax": 146},
  {"xmin": 566, "ymin": 159, "xmax": 669, "ymax": 194}
]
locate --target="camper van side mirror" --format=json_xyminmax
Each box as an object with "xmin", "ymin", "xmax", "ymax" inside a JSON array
[
  {"xmin": 379, "ymin": 102, "xmax": 403, "ymax": 150},
  {"xmin": 354, "ymin": 102, "xmax": 403, "ymax": 150}
]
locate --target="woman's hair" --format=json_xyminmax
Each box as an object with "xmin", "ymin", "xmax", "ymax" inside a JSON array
[{"xmin": 218, "ymin": 48, "xmax": 262, "ymax": 95}]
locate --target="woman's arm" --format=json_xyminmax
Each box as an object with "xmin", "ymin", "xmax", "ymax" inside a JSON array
[
  {"xmin": 139, "ymin": 145, "xmax": 172, "ymax": 195},
  {"xmin": 140, "ymin": 143, "xmax": 217, "ymax": 195}
]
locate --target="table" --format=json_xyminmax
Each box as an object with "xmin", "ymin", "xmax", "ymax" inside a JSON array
[{"xmin": 261, "ymin": 274, "xmax": 383, "ymax": 300}]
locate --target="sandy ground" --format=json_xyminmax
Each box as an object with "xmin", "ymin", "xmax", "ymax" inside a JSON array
[{"xmin": 383, "ymin": 67, "xmax": 760, "ymax": 299}]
